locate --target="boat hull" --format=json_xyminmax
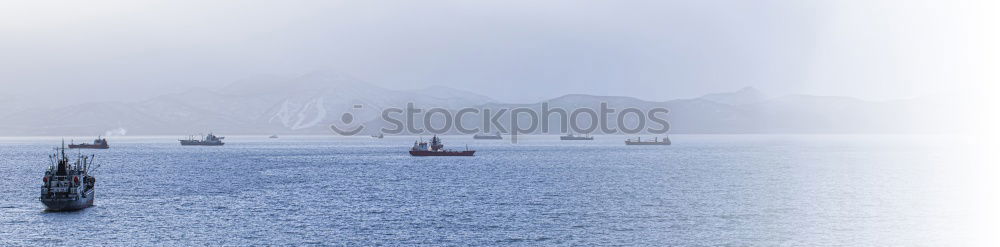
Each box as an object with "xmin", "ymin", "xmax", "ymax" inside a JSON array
[
  {"xmin": 625, "ymin": 137, "xmax": 671, "ymax": 145},
  {"xmin": 409, "ymin": 150, "xmax": 476, "ymax": 156},
  {"xmin": 624, "ymin": 141, "xmax": 671, "ymax": 145},
  {"xmin": 67, "ymin": 144, "xmax": 109, "ymax": 149},
  {"xmin": 41, "ymin": 190, "xmax": 95, "ymax": 211},
  {"xmin": 179, "ymin": 140, "xmax": 224, "ymax": 146},
  {"xmin": 624, "ymin": 142, "xmax": 670, "ymax": 145}
]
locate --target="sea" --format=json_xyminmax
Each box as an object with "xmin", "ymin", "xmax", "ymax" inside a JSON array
[{"xmin": 0, "ymin": 135, "xmax": 991, "ymax": 245}]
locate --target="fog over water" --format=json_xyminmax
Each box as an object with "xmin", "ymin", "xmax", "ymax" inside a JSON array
[{"xmin": 1, "ymin": 0, "xmax": 996, "ymax": 107}]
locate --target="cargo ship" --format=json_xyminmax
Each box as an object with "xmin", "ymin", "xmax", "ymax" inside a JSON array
[
  {"xmin": 410, "ymin": 135, "xmax": 475, "ymax": 156},
  {"xmin": 40, "ymin": 143, "xmax": 97, "ymax": 211},
  {"xmin": 473, "ymin": 133, "xmax": 502, "ymax": 140},
  {"xmin": 559, "ymin": 133, "xmax": 593, "ymax": 140},
  {"xmin": 68, "ymin": 137, "xmax": 109, "ymax": 149},
  {"xmin": 180, "ymin": 133, "xmax": 225, "ymax": 146},
  {"xmin": 625, "ymin": 136, "xmax": 671, "ymax": 145}
]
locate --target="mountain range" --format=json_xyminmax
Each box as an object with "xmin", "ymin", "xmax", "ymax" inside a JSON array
[{"xmin": 0, "ymin": 72, "xmax": 954, "ymax": 136}]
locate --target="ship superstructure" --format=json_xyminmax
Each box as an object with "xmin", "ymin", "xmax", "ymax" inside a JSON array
[{"xmin": 180, "ymin": 133, "xmax": 225, "ymax": 146}]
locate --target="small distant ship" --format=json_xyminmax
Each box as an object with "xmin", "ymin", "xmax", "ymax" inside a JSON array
[
  {"xmin": 410, "ymin": 135, "xmax": 475, "ymax": 156},
  {"xmin": 269, "ymin": 134, "xmax": 279, "ymax": 139},
  {"xmin": 560, "ymin": 133, "xmax": 593, "ymax": 141},
  {"xmin": 371, "ymin": 133, "xmax": 384, "ymax": 139},
  {"xmin": 40, "ymin": 143, "xmax": 97, "ymax": 211},
  {"xmin": 180, "ymin": 133, "xmax": 225, "ymax": 146},
  {"xmin": 68, "ymin": 137, "xmax": 109, "ymax": 149},
  {"xmin": 473, "ymin": 133, "xmax": 502, "ymax": 140},
  {"xmin": 625, "ymin": 136, "xmax": 671, "ymax": 145}
]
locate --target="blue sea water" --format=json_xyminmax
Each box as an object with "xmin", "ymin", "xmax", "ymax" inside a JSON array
[{"xmin": 0, "ymin": 135, "xmax": 980, "ymax": 245}]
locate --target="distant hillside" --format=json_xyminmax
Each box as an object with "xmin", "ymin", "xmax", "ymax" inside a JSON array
[
  {"xmin": 0, "ymin": 73, "xmax": 952, "ymax": 136},
  {"xmin": 0, "ymin": 72, "xmax": 495, "ymax": 136},
  {"xmin": 700, "ymin": 86, "xmax": 767, "ymax": 105}
]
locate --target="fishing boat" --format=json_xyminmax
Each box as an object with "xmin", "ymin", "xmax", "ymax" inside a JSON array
[{"xmin": 40, "ymin": 143, "xmax": 98, "ymax": 211}]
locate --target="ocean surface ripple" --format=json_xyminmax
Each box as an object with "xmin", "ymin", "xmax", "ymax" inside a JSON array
[{"xmin": 0, "ymin": 135, "xmax": 971, "ymax": 245}]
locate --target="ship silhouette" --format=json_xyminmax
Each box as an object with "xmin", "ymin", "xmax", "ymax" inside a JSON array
[{"xmin": 410, "ymin": 136, "xmax": 475, "ymax": 156}]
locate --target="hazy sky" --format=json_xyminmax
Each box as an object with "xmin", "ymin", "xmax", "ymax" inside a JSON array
[{"xmin": 1, "ymin": 0, "xmax": 996, "ymax": 104}]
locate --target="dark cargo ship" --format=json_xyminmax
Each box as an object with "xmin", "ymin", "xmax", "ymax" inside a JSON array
[
  {"xmin": 68, "ymin": 137, "xmax": 109, "ymax": 149},
  {"xmin": 40, "ymin": 143, "xmax": 97, "ymax": 211},
  {"xmin": 559, "ymin": 133, "xmax": 593, "ymax": 140},
  {"xmin": 180, "ymin": 133, "xmax": 225, "ymax": 146},
  {"xmin": 410, "ymin": 136, "xmax": 475, "ymax": 156},
  {"xmin": 625, "ymin": 136, "xmax": 671, "ymax": 145}
]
